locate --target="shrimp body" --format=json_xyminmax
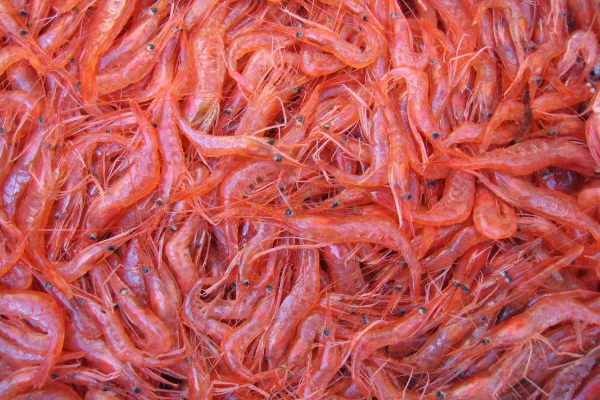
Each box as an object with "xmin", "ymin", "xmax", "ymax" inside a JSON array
[
  {"xmin": 473, "ymin": 184, "xmax": 517, "ymax": 239},
  {"xmin": 0, "ymin": 290, "xmax": 64, "ymax": 386}
]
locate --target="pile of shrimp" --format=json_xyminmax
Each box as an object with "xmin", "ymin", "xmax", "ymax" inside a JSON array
[{"xmin": 3, "ymin": 0, "xmax": 600, "ymax": 399}]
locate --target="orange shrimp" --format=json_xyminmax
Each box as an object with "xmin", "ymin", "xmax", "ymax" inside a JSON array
[
  {"xmin": 410, "ymin": 170, "xmax": 475, "ymax": 226},
  {"xmin": 481, "ymin": 171, "xmax": 600, "ymax": 240},
  {"xmin": 0, "ymin": 45, "xmax": 43, "ymax": 76},
  {"xmin": 0, "ymin": 290, "xmax": 64, "ymax": 386},
  {"xmin": 83, "ymin": 101, "xmax": 160, "ymax": 238},
  {"xmin": 165, "ymin": 214, "xmax": 201, "ymax": 295},
  {"xmin": 585, "ymin": 112, "xmax": 600, "ymax": 169},
  {"xmin": 473, "ymin": 184, "xmax": 517, "ymax": 239},
  {"xmin": 265, "ymin": 248, "xmax": 320, "ymax": 368}
]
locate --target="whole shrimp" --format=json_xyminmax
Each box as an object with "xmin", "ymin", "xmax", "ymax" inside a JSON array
[
  {"xmin": 0, "ymin": 290, "xmax": 64, "ymax": 386},
  {"xmin": 473, "ymin": 184, "xmax": 517, "ymax": 239}
]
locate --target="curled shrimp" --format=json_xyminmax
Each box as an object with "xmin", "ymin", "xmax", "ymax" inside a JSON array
[{"xmin": 473, "ymin": 184, "xmax": 517, "ymax": 239}]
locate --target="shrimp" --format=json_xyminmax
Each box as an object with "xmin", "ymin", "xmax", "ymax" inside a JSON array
[
  {"xmin": 165, "ymin": 214, "xmax": 201, "ymax": 295},
  {"xmin": 0, "ymin": 45, "xmax": 43, "ymax": 76},
  {"xmin": 558, "ymin": 30, "xmax": 598, "ymax": 82},
  {"xmin": 83, "ymin": 101, "xmax": 160, "ymax": 238},
  {"xmin": 265, "ymin": 249, "xmax": 320, "ymax": 368},
  {"xmin": 221, "ymin": 294, "xmax": 276, "ymax": 381},
  {"xmin": 11, "ymin": 382, "xmax": 83, "ymax": 400},
  {"xmin": 486, "ymin": 295, "xmax": 600, "ymax": 347},
  {"xmin": 473, "ymin": 184, "xmax": 517, "ymax": 239},
  {"xmin": 482, "ymin": 171, "xmax": 600, "ymax": 240},
  {"xmin": 322, "ymin": 244, "xmax": 367, "ymax": 295},
  {"xmin": 585, "ymin": 113, "xmax": 600, "ymax": 169},
  {"xmin": 78, "ymin": 0, "xmax": 136, "ymax": 113},
  {"xmin": 0, "ymin": 290, "xmax": 64, "ymax": 386},
  {"xmin": 282, "ymin": 212, "xmax": 421, "ymax": 301},
  {"xmin": 423, "ymin": 226, "xmax": 486, "ymax": 272}
]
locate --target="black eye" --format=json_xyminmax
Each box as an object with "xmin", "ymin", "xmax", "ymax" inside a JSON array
[
  {"xmin": 534, "ymin": 77, "xmax": 542, "ymax": 85},
  {"xmin": 590, "ymin": 66, "xmax": 600, "ymax": 80},
  {"xmin": 284, "ymin": 209, "xmax": 293, "ymax": 216}
]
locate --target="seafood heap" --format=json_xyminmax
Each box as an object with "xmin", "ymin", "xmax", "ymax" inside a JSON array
[{"xmin": 1, "ymin": 0, "xmax": 600, "ymax": 399}]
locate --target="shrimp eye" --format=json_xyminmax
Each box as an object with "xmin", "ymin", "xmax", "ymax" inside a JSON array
[
  {"xmin": 591, "ymin": 66, "xmax": 600, "ymax": 80},
  {"xmin": 482, "ymin": 337, "xmax": 492, "ymax": 344},
  {"xmin": 505, "ymin": 276, "xmax": 512, "ymax": 283},
  {"xmin": 324, "ymin": 124, "xmax": 330, "ymax": 130},
  {"xmin": 77, "ymin": 298, "xmax": 83, "ymax": 304},
  {"xmin": 150, "ymin": 7, "xmax": 158, "ymax": 14},
  {"xmin": 395, "ymin": 285, "xmax": 403, "ymax": 291},
  {"xmin": 185, "ymin": 357, "xmax": 190, "ymax": 363},
  {"xmin": 105, "ymin": 128, "xmax": 111, "ymax": 133},
  {"xmin": 268, "ymin": 138, "xmax": 275, "ymax": 145},
  {"xmin": 437, "ymin": 391, "xmax": 447, "ymax": 399},
  {"xmin": 147, "ymin": 43, "xmax": 155, "ymax": 51},
  {"xmin": 119, "ymin": 288, "xmax": 127, "ymax": 295},
  {"xmin": 485, "ymin": 112, "xmax": 493, "ymax": 118},
  {"xmin": 37, "ymin": 117, "xmax": 44, "ymax": 123},
  {"xmin": 534, "ymin": 77, "xmax": 542, "ymax": 85},
  {"xmin": 266, "ymin": 285, "xmax": 273, "ymax": 292},
  {"xmin": 70, "ymin": 57, "xmax": 75, "ymax": 64},
  {"xmin": 296, "ymin": 116, "xmax": 304, "ymax": 124},
  {"xmin": 224, "ymin": 109, "xmax": 233, "ymax": 115},
  {"xmin": 19, "ymin": 30, "xmax": 27, "ymax": 35},
  {"xmin": 19, "ymin": 9, "xmax": 27, "ymax": 16},
  {"xmin": 279, "ymin": 184, "xmax": 285, "ymax": 192},
  {"xmin": 342, "ymin": 136, "xmax": 348, "ymax": 142},
  {"xmin": 142, "ymin": 267, "xmax": 149, "ymax": 274},
  {"xmin": 431, "ymin": 131, "xmax": 440, "ymax": 139},
  {"xmin": 152, "ymin": 122, "xmax": 157, "ymax": 128},
  {"xmin": 418, "ymin": 307, "xmax": 426, "ymax": 314},
  {"xmin": 429, "ymin": 59, "xmax": 435, "ymax": 64},
  {"xmin": 284, "ymin": 209, "xmax": 293, "ymax": 216},
  {"xmin": 390, "ymin": 12, "xmax": 398, "ymax": 18},
  {"xmin": 362, "ymin": 315, "xmax": 368, "ymax": 324},
  {"xmin": 541, "ymin": 172, "xmax": 549, "ymax": 179},
  {"xmin": 113, "ymin": 303, "xmax": 119, "ymax": 309},
  {"xmin": 54, "ymin": 214, "xmax": 60, "ymax": 219},
  {"xmin": 461, "ymin": 285, "xmax": 470, "ymax": 292},
  {"xmin": 296, "ymin": 31, "xmax": 303, "ymax": 39},
  {"xmin": 480, "ymin": 316, "xmax": 486, "ymax": 321},
  {"xmin": 294, "ymin": 86, "xmax": 302, "ymax": 93},
  {"xmin": 242, "ymin": 279, "xmax": 250, "ymax": 286},
  {"xmin": 399, "ymin": 308, "xmax": 406, "ymax": 315},
  {"xmin": 362, "ymin": 14, "xmax": 368, "ymax": 20},
  {"xmin": 75, "ymin": 82, "xmax": 81, "ymax": 89},
  {"xmin": 549, "ymin": 129, "xmax": 558, "ymax": 135},
  {"xmin": 133, "ymin": 387, "xmax": 141, "ymax": 394},
  {"xmin": 274, "ymin": 156, "xmax": 282, "ymax": 162},
  {"xmin": 107, "ymin": 246, "xmax": 116, "ymax": 251},
  {"xmin": 45, "ymin": 282, "xmax": 52, "ymax": 288},
  {"xmin": 323, "ymin": 329, "xmax": 331, "ymax": 336},
  {"xmin": 156, "ymin": 199, "xmax": 164, "ymax": 205},
  {"xmin": 170, "ymin": 226, "xmax": 178, "ymax": 232},
  {"xmin": 102, "ymin": 387, "xmax": 108, "ymax": 391},
  {"xmin": 401, "ymin": 258, "xmax": 408, "ymax": 267},
  {"xmin": 0, "ymin": 129, "xmax": 3, "ymax": 134},
  {"xmin": 427, "ymin": 179, "xmax": 435, "ymax": 186},
  {"xmin": 405, "ymin": 193, "xmax": 412, "ymax": 200},
  {"xmin": 305, "ymin": 195, "xmax": 312, "ymax": 201},
  {"xmin": 332, "ymin": 200, "xmax": 340, "ymax": 208}
]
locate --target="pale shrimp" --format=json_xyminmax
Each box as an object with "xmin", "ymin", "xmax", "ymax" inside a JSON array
[
  {"xmin": 0, "ymin": 290, "xmax": 64, "ymax": 385},
  {"xmin": 482, "ymin": 171, "xmax": 600, "ymax": 240},
  {"xmin": 265, "ymin": 249, "xmax": 320, "ymax": 368},
  {"xmin": 83, "ymin": 101, "xmax": 160, "ymax": 238}
]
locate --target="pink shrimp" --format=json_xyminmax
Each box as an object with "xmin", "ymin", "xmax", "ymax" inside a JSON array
[
  {"xmin": 83, "ymin": 101, "xmax": 160, "ymax": 238},
  {"xmin": 165, "ymin": 214, "xmax": 201, "ymax": 295},
  {"xmin": 482, "ymin": 171, "xmax": 600, "ymax": 240},
  {"xmin": 0, "ymin": 290, "xmax": 64, "ymax": 386},
  {"xmin": 322, "ymin": 244, "xmax": 367, "ymax": 295},
  {"xmin": 265, "ymin": 249, "xmax": 320, "ymax": 368},
  {"xmin": 585, "ymin": 112, "xmax": 600, "ymax": 169},
  {"xmin": 473, "ymin": 184, "xmax": 517, "ymax": 239},
  {"xmin": 410, "ymin": 170, "xmax": 475, "ymax": 226}
]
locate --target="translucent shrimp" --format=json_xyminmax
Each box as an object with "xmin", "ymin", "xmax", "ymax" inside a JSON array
[
  {"xmin": 0, "ymin": 290, "xmax": 64, "ymax": 386},
  {"xmin": 482, "ymin": 171, "xmax": 600, "ymax": 240},
  {"xmin": 83, "ymin": 101, "xmax": 160, "ymax": 238},
  {"xmin": 409, "ymin": 170, "xmax": 475, "ymax": 226},
  {"xmin": 265, "ymin": 249, "xmax": 320, "ymax": 368},
  {"xmin": 473, "ymin": 184, "xmax": 517, "ymax": 239}
]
